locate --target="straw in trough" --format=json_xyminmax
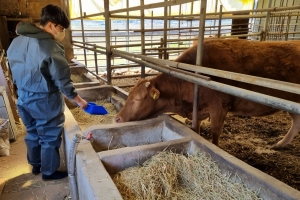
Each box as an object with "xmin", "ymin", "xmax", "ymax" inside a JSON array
[
  {"xmin": 71, "ymin": 74, "xmax": 85, "ymax": 83},
  {"xmin": 113, "ymin": 151, "xmax": 261, "ymax": 200}
]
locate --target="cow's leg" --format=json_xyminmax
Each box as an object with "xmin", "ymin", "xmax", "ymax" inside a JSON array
[
  {"xmin": 196, "ymin": 120, "xmax": 203, "ymax": 134},
  {"xmin": 197, "ymin": 110, "xmax": 210, "ymax": 134},
  {"xmin": 273, "ymin": 113, "xmax": 300, "ymax": 149},
  {"xmin": 209, "ymin": 108, "xmax": 228, "ymax": 146}
]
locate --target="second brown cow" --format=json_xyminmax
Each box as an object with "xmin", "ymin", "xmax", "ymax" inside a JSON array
[{"xmin": 115, "ymin": 39, "xmax": 300, "ymax": 149}]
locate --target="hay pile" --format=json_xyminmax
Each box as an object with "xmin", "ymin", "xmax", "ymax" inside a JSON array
[
  {"xmin": 71, "ymin": 74, "xmax": 85, "ymax": 83},
  {"xmin": 113, "ymin": 151, "xmax": 261, "ymax": 200},
  {"xmin": 70, "ymin": 100, "xmax": 117, "ymax": 125}
]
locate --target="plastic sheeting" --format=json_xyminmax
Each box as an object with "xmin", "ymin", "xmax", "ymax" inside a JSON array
[{"xmin": 69, "ymin": 0, "xmax": 255, "ymax": 19}]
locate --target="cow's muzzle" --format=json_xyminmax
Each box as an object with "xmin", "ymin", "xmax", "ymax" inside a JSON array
[{"xmin": 114, "ymin": 116, "xmax": 123, "ymax": 123}]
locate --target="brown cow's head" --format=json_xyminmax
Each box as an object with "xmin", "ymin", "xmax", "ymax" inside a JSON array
[{"xmin": 115, "ymin": 78, "xmax": 160, "ymax": 123}]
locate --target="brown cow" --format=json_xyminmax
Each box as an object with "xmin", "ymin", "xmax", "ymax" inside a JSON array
[{"xmin": 115, "ymin": 39, "xmax": 300, "ymax": 149}]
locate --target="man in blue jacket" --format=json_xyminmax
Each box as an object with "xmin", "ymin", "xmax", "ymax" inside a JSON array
[{"xmin": 7, "ymin": 4, "xmax": 88, "ymax": 180}]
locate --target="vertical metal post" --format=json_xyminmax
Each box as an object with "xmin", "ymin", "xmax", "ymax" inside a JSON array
[
  {"xmin": 167, "ymin": 5, "xmax": 172, "ymax": 59},
  {"xmin": 285, "ymin": 15, "xmax": 291, "ymax": 41},
  {"xmin": 126, "ymin": 0, "xmax": 129, "ymax": 65},
  {"xmin": 192, "ymin": 0, "xmax": 207, "ymax": 131},
  {"xmin": 168, "ymin": 6, "xmax": 172, "ymax": 30},
  {"xmin": 213, "ymin": 0, "xmax": 218, "ymax": 30},
  {"xmin": 179, "ymin": 4, "xmax": 182, "ymax": 45},
  {"xmin": 159, "ymin": 38, "xmax": 163, "ymax": 59},
  {"xmin": 249, "ymin": 0, "xmax": 257, "ymax": 40},
  {"xmin": 140, "ymin": 0, "xmax": 145, "ymax": 78},
  {"xmin": 163, "ymin": 0, "xmax": 168, "ymax": 59},
  {"xmin": 93, "ymin": 44, "xmax": 98, "ymax": 75},
  {"xmin": 214, "ymin": 0, "xmax": 218, "ymax": 13},
  {"xmin": 293, "ymin": 12, "xmax": 299, "ymax": 40},
  {"xmin": 78, "ymin": 0, "xmax": 87, "ymax": 66},
  {"xmin": 190, "ymin": 2, "xmax": 194, "ymax": 44},
  {"xmin": 217, "ymin": 5, "xmax": 222, "ymax": 37},
  {"xmin": 151, "ymin": 11, "xmax": 154, "ymax": 52},
  {"xmin": 262, "ymin": 0, "xmax": 273, "ymax": 41},
  {"xmin": 256, "ymin": 0, "xmax": 264, "ymax": 40},
  {"xmin": 66, "ymin": 0, "xmax": 70, "ymax": 17},
  {"xmin": 104, "ymin": 0, "xmax": 112, "ymax": 85}
]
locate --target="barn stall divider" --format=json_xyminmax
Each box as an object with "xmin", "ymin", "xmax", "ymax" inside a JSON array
[{"xmin": 62, "ymin": 0, "xmax": 300, "ymax": 199}]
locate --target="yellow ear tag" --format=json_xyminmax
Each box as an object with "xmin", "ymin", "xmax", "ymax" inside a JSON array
[{"xmin": 153, "ymin": 93, "xmax": 157, "ymax": 100}]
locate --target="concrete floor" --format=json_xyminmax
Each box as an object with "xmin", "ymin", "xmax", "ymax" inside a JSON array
[{"xmin": 0, "ymin": 133, "xmax": 70, "ymax": 200}]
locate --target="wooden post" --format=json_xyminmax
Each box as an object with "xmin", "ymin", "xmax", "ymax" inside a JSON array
[
  {"xmin": 0, "ymin": 51, "xmax": 19, "ymax": 123},
  {"xmin": 0, "ymin": 86, "xmax": 17, "ymax": 141},
  {"xmin": 231, "ymin": 12, "xmax": 250, "ymax": 39}
]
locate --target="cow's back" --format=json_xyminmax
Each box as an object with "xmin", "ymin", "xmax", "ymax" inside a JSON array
[
  {"xmin": 179, "ymin": 39, "xmax": 300, "ymax": 84},
  {"xmin": 174, "ymin": 39, "xmax": 300, "ymax": 114}
]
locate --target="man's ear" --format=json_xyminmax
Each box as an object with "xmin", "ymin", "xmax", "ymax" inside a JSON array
[{"xmin": 149, "ymin": 88, "xmax": 160, "ymax": 100}]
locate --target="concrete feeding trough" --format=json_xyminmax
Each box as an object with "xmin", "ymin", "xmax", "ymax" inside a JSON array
[
  {"xmin": 90, "ymin": 119, "xmax": 187, "ymax": 152},
  {"xmin": 63, "ymin": 102, "xmax": 300, "ymax": 200},
  {"xmin": 64, "ymin": 84, "xmax": 127, "ymax": 118},
  {"xmin": 69, "ymin": 59, "xmax": 102, "ymax": 89}
]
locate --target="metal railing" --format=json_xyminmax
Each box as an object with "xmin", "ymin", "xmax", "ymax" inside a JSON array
[{"xmin": 69, "ymin": 0, "xmax": 300, "ymax": 130}]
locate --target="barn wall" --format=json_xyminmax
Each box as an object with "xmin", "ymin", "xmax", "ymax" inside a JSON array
[{"xmin": 0, "ymin": 0, "xmax": 73, "ymax": 62}]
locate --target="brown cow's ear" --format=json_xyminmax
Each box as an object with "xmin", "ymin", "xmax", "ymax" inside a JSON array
[{"xmin": 150, "ymin": 88, "xmax": 160, "ymax": 100}]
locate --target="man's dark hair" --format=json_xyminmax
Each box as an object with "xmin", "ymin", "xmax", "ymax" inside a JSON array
[{"xmin": 40, "ymin": 4, "xmax": 70, "ymax": 29}]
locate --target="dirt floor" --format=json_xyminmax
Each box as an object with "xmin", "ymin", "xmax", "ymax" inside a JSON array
[
  {"xmin": 199, "ymin": 111, "xmax": 300, "ymax": 191},
  {"xmin": 0, "ymin": 122, "xmax": 69, "ymax": 199}
]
